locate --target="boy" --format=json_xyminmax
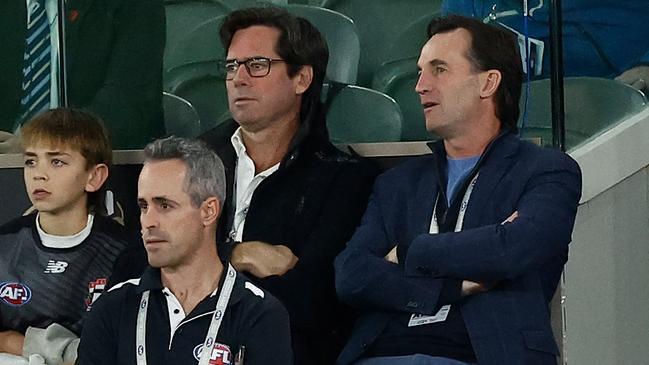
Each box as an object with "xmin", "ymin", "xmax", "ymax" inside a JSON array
[{"xmin": 0, "ymin": 108, "xmax": 132, "ymax": 365}]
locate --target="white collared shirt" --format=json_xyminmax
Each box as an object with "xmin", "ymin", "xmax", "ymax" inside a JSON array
[
  {"xmin": 162, "ymin": 285, "xmax": 220, "ymax": 344},
  {"xmin": 230, "ymin": 127, "xmax": 280, "ymax": 242},
  {"xmin": 25, "ymin": 0, "xmax": 60, "ymax": 111}
]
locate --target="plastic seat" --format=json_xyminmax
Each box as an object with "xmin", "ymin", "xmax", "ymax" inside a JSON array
[
  {"xmin": 164, "ymin": 2, "xmax": 229, "ymax": 72},
  {"xmin": 165, "ymin": 62, "xmax": 231, "ymax": 133},
  {"xmin": 325, "ymin": 84, "xmax": 403, "ymax": 144},
  {"xmin": 285, "ymin": 4, "xmax": 360, "ymax": 84},
  {"xmin": 320, "ymin": 0, "xmax": 442, "ymax": 86},
  {"xmin": 228, "ymin": 0, "xmax": 287, "ymax": 8},
  {"xmin": 520, "ymin": 77, "xmax": 647, "ymax": 149},
  {"xmin": 372, "ymin": 57, "xmax": 431, "ymax": 141},
  {"xmin": 162, "ymin": 92, "xmax": 201, "ymax": 137},
  {"xmin": 386, "ymin": 12, "xmax": 439, "ymax": 64}
]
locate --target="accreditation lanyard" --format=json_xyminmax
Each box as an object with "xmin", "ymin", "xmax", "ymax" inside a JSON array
[
  {"xmin": 429, "ymin": 173, "xmax": 479, "ymax": 234},
  {"xmin": 135, "ymin": 264, "xmax": 237, "ymax": 365}
]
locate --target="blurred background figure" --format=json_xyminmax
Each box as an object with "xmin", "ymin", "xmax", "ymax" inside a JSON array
[{"xmin": 0, "ymin": 0, "xmax": 165, "ymax": 150}]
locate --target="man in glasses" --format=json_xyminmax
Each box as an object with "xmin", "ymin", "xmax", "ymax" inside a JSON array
[{"xmin": 197, "ymin": 6, "xmax": 378, "ymax": 365}]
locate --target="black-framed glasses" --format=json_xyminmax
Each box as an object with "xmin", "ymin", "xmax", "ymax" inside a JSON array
[{"xmin": 223, "ymin": 57, "xmax": 287, "ymax": 80}]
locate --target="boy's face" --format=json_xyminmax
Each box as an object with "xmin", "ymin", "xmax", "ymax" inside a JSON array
[{"xmin": 23, "ymin": 143, "xmax": 100, "ymax": 216}]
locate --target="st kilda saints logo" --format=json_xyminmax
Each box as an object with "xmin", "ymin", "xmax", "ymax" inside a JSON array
[
  {"xmin": 0, "ymin": 282, "xmax": 32, "ymax": 307},
  {"xmin": 193, "ymin": 342, "xmax": 233, "ymax": 365},
  {"xmin": 85, "ymin": 278, "xmax": 108, "ymax": 311}
]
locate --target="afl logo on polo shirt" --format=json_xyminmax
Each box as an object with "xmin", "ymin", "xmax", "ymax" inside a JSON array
[
  {"xmin": 193, "ymin": 342, "xmax": 232, "ymax": 364},
  {"xmin": 0, "ymin": 282, "xmax": 32, "ymax": 307}
]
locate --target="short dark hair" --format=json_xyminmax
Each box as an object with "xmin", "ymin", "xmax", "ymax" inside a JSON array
[
  {"xmin": 427, "ymin": 15, "xmax": 523, "ymax": 130},
  {"xmin": 220, "ymin": 6, "xmax": 329, "ymax": 121}
]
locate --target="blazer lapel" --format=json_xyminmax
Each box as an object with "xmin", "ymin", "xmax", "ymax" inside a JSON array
[
  {"xmin": 410, "ymin": 155, "xmax": 440, "ymax": 237},
  {"xmin": 463, "ymin": 133, "xmax": 520, "ymax": 229}
]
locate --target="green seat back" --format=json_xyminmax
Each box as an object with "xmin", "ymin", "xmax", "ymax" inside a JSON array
[
  {"xmin": 372, "ymin": 58, "xmax": 431, "ymax": 141},
  {"xmin": 387, "ymin": 12, "xmax": 439, "ymax": 64},
  {"xmin": 228, "ymin": 0, "xmax": 287, "ymax": 8},
  {"xmin": 164, "ymin": 3, "xmax": 228, "ymax": 72},
  {"xmin": 166, "ymin": 62, "xmax": 231, "ymax": 133},
  {"xmin": 326, "ymin": 84, "xmax": 403, "ymax": 143},
  {"xmin": 320, "ymin": 0, "xmax": 442, "ymax": 86},
  {"xmin": 520, "ymin": 77, "xmax": 647, "ymax": 149},
  {"xmin": 162, "ymin": 92, "xmax": 201, "ymax": 137},
  {"xmin": 285, "ymin": 4, "xmax": 360, "ymax": 84}
]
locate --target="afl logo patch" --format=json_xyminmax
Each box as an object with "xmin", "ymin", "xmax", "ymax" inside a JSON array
[
  {"xmin": 0, "ymin": 282, "xmax": 32, "ymax": 307},
  {"xmin": 193, "ymin": 342, "xmax": 232, "ymax": 364}
]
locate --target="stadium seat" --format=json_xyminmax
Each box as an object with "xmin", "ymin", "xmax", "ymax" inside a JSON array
[
  {"xmin": 165, "ymin": 62, "xmax": 231, "ymax": 133},
  {"xmin": 386, "ymin": 12, "xmax": 438, "ymax": 64},
  {"xmin": 164, "ymin": 3, "xmax": 229, "ymax": 72},
  {"xmin": 519, "ymin": 77, "xmax": 648, "ymax": 149},
  {"xmin": 285, "ymin": 4, "xmax": 360, "ymax": 84},
  {"xmin": 320, "ymin": 0, "xmax": 442, "ymax": 86},
  {"xmin": 372, "ymin": 57, "xmax": 431, "ymax": 141},
  {"xmin": 229, "ymin": 0, "xmax": 288, "ymax": 7},
  {"xmin": 162, "ymin": 92, "xmax": 201, "ymax": 137},
  {"xmin": 325, "ymin": 84, "xmax": 403, "ymax": 144}
]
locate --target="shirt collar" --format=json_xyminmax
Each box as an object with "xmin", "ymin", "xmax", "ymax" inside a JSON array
[
  {"xmin": 135, "ymin": 264, "xmax": 246, "ymax": 306},
  {"xmin": 230, "ymin": 127, "xmax": 247, "ymax": 159}
]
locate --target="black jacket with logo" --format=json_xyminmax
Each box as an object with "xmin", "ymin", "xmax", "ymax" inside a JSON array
[{"xmin": 78, "ymin": 266, "xmax": 293, "ymax": 365}]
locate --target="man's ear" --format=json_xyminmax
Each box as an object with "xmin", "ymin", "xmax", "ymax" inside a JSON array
[
  {"xmin": 479, "ymin": 69, "xmax": 502, "ymax": 99},
  {"xmin": 201, "ymin": 197, "xmax": 221, "ymax": 226},
  {"xmin": 85, "ymin": 164, "xmax": 109, "ymax": 193},
  {"xmin": 294, "ymin": 65, "xmax": 314, "ymax": 95}
]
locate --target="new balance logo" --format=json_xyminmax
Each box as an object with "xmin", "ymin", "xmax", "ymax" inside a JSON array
[{"xmin": 44, "ymin": 260, "xmax": 68, "ymax": 274}]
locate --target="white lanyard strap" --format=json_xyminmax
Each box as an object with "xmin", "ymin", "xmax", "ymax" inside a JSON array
[
  {"xmin": 135, "ymin": 264, "xmax": 237, "ymax": 364},
  {"xmin": 135, "ymin": 291, "xmax": 150, "ymax": 365},
  {"xmin": 430, "ymin": 173, "xmax": 479, "ymax": 234},
  {"xmin": 198, "ymin": 263, "xmax": 236, "ymax": 365}
]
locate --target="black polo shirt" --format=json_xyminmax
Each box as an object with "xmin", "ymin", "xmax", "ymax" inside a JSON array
[{"xmin": 77, "ymin": 265, "xmax": 293, "ymax": 365}]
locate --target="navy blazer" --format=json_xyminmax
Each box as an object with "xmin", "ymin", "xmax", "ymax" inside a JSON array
[
  {"xmin": 335, "ymin": 132, "xmax": 582, "ymax": 365},
  {"xmin": 0, "ymin": 0, "xmax": 165, "ymax": 149}
]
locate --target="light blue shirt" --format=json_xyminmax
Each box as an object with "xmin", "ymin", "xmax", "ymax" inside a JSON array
[{"xmin": 446, "ymin": 155, "xmax": 480, "ymax": 205}]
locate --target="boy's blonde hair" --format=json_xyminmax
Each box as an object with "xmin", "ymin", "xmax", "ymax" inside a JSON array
[{"xmin": 20, "ymin": 108, "xmax": 112, "ymax": 168}]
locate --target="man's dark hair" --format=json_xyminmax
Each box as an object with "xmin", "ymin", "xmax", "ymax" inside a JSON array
[
  {"xmin": 220, "ymin": 6, "xmax": 329, "ymax": 126},
  {"xmin": 427, "ymin": 15, "xmax": 523, "ymax": 131}
]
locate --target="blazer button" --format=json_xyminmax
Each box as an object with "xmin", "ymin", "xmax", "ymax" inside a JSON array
[
  {"xmin": 361, "ymin": 343, "xmax": 368, "ymax": 349},
  {"xmin": 416, "ymin": 266, "xmax": 430, "ymax": 275}
]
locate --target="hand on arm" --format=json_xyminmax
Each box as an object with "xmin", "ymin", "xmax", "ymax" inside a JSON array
[
  {"xmin": 230, "ymin": 241, "xmax": 298, "ymax": 278},
  {"xmin": 0, "ymin": 330, "xmax": 24, "ymax": 356}
]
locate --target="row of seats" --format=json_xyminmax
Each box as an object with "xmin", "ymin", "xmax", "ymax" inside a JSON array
[
  {"xmin": 162, "ymin": 1, "xmax": 436, "ymax": 142},
  {"xmin": 164, "ymin": 1, "xmax": 438, "ymax": 84},
  {"xmin": 162, "ymin": 0, "xmax": 648, "ymax": 149},
  {"xmin": 165, "ymin": 76, "xmax": 648, "ymax": 149}
]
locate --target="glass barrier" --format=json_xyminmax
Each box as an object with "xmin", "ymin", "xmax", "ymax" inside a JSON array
[
  {"xmin": 442, "ymin": 1, "xmax": 649, "ymax": 150},
  {"xmin": 2, "ymin": 1, "xmax": 648, "ymax": 154}
]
